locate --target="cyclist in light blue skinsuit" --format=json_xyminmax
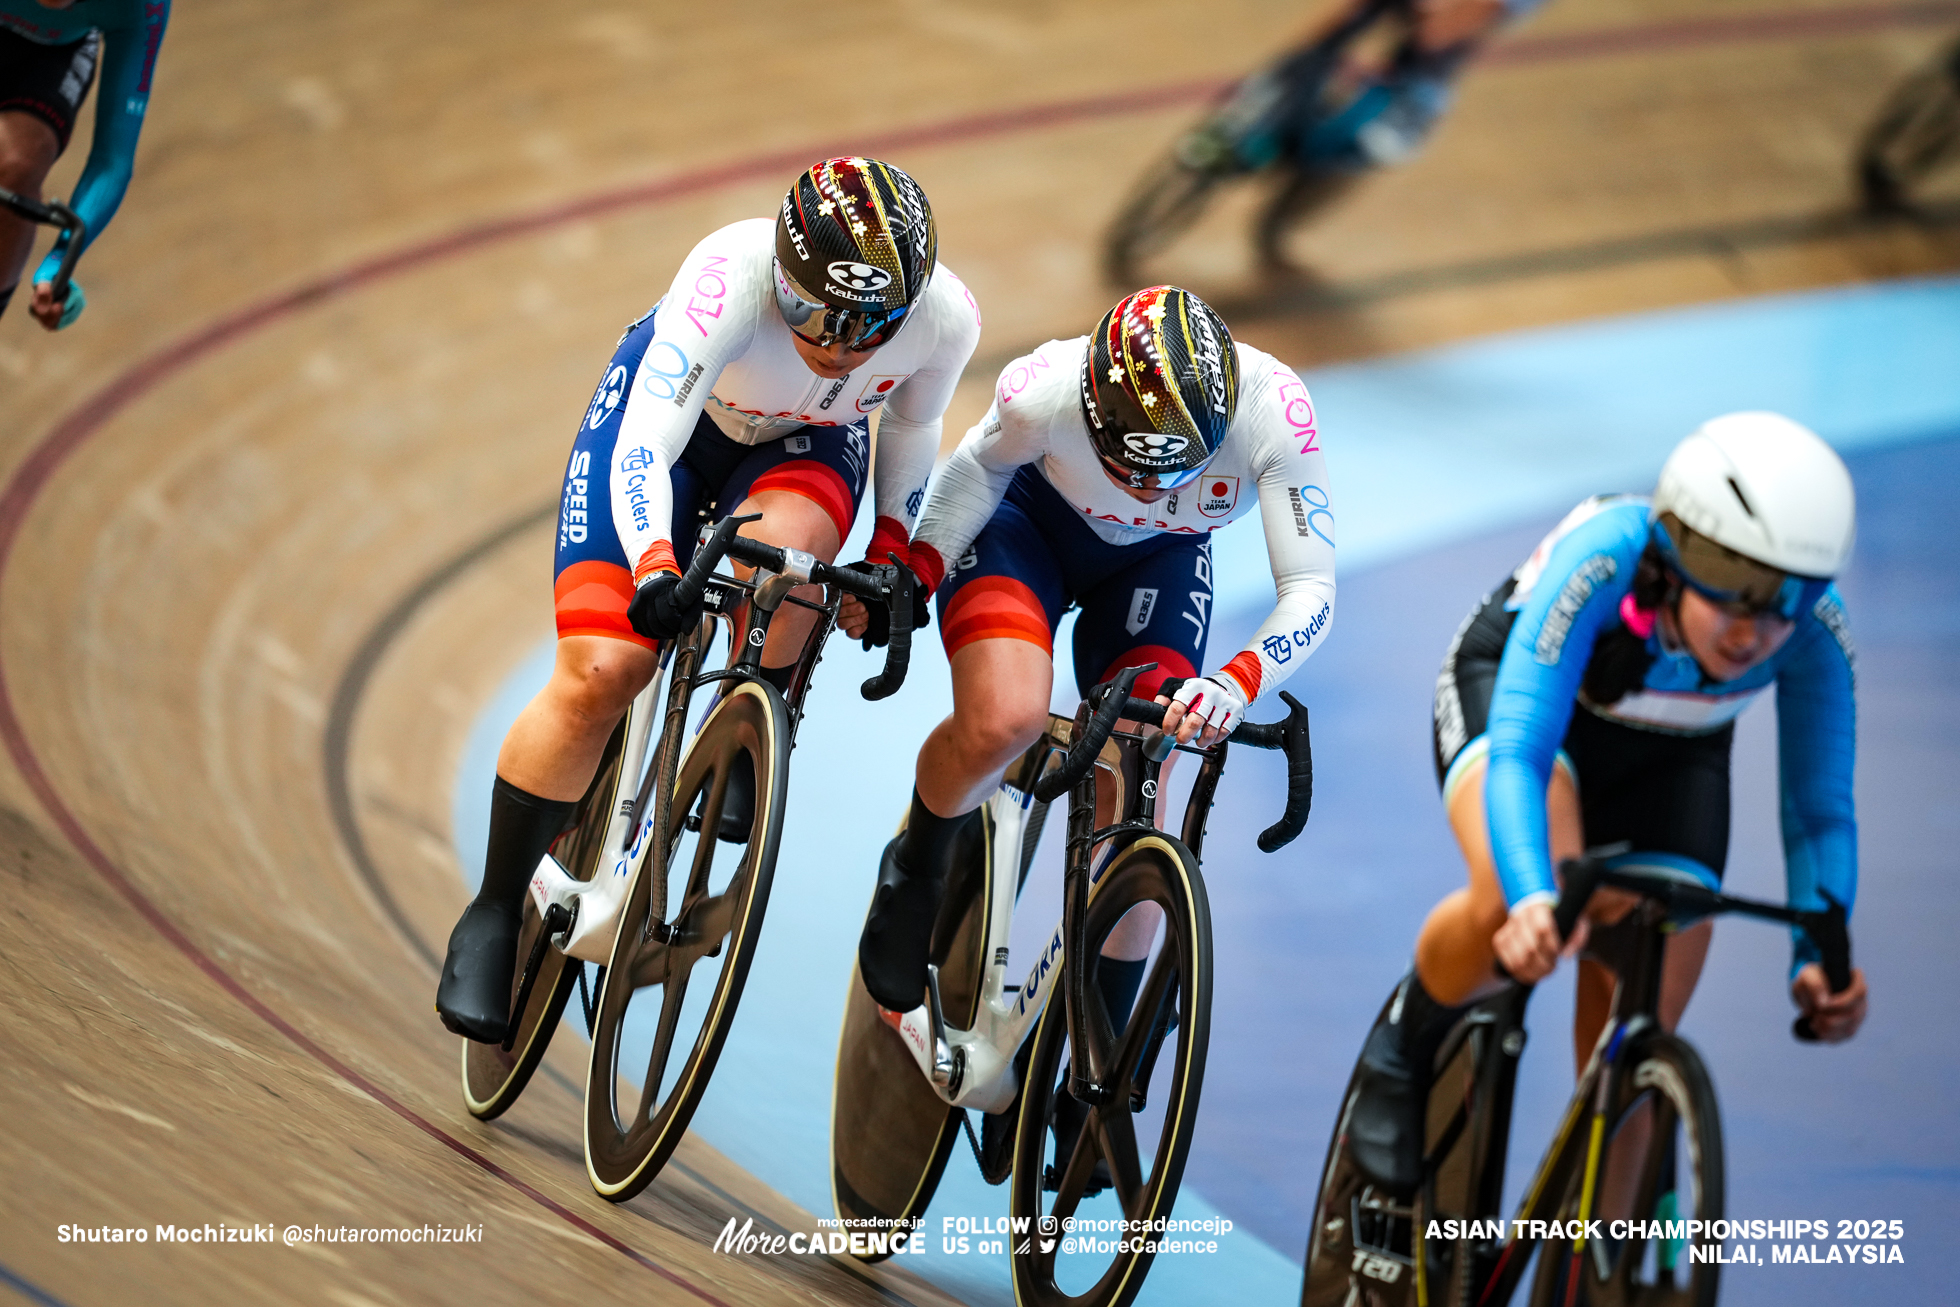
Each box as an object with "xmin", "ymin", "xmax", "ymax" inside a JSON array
[
  {"xmin": 1341, "ymin": 412, "xmax": 1869, "ymax": 1198},
  {"xmin": 0, "ymin": 0, "xmax": 168, "ymax": 329}
]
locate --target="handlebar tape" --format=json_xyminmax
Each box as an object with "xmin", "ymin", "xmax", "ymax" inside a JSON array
[
  {"xmin": 1034, "ymin": 664, "xmax": 1152, "ymax": 803},
  {"xmin": 860, "ymin": 553, "xmax": 912, "ymax": 701}
]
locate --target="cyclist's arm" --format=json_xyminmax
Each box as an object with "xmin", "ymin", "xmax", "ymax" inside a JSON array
[
  {"xmin": 1212, "ymin": 402, "xmax": 1337, "ymax": 708},
  {"xmin": 908, "ymin": 395, "xmax": 1043, "ymax": 594},
  {"xmin": 32, "ymin": 2, "xmax": 169, "ymax": 286},
  {"xmin": 610, "ymin": 234, "xmax": 761, "ymax": 581},
  {"xmin": 864, "ymin": 275, "xmax": 982, "ymax": 566},
  {"xmin": 1774, "ymin": 588, "xmax": 1858, "ymax": 977},
  {"xmin": 1484, "ymin": 518, "xmax": 1641, "ymax": 910}
]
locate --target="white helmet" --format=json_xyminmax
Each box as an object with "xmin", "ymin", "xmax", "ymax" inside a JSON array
[{"xmin": 1653, "ymin": 412, "xmax": 1855, "ymax": 579}]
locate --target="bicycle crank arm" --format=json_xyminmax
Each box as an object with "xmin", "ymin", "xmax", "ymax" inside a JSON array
[
  {"xmin": 876, "ymin": 1004, "xmax": 1022, "ymax": 1113},
  {"xmin": 527, "ymin": 848, "xmax": 635, "ymax": 965}
]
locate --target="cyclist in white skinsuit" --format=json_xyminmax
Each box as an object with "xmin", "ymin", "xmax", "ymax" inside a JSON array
[
  {"xmin": 435, "ymin": 157, "xmax": 980, "ymax": 1043},
  {"xmin": 844, "ymin": 286, "xmax": 1338, "ymax": 1020}
]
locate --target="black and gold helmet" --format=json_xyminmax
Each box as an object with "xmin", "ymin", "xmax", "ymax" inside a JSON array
[
  {"xmin": 1079, "ymin": 286, "xmax": 1239, "ymax": 490},
  {"xmin": 773, "ymin": 157, "xmax": 937, "ymax": 351}
]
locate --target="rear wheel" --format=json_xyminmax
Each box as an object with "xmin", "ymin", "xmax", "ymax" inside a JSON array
[
  {"xmin": 1527, "ymin": 1034, "xmax": 1723, "ymax": 1307},
  {"xmin": 1009, "ymin": 834, "xmax": 1210, "ymax": 1307},
  {"xmin": 829, "ymin": 806, "xmax": 995, "ymax": 1257},
  {"xmin": 583, "ymin": 679, "xmax": 788, "ymax": 1201},
  {"xmin": 1857, "ymin": 39, "xmax": 1960, "ymax": 210},
  {"xmin": 460, "ymin": 710, "xmax": 632, "ymax": 1120}
]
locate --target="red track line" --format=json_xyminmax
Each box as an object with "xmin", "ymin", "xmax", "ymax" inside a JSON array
[{"xmin": 0, "ymin": 0, "xmax": 1950, "ymax": 1291}]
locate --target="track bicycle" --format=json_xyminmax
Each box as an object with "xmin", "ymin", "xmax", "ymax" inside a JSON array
[
  {"xmin": 1104, "ymin": 0, "xmax": 1425, "ymax": 279},
  {"xmin": 832, "ymin": 663, "xmax": 1314, "ymax": 1307},
  {"xmin": 455, "ymin": 515, "xmax": 915, "ymax": 1189},
  {"xmin": 1857, "ymin": 31, "xmax": 1960, "ymax": 212},
  {"xmin": 0, "ymin": 186, "xmax": 84, "ymax": 308},
  {"xmin": 1300, "ymin": 849, "xmax": 1853, "ymax": 1307}
]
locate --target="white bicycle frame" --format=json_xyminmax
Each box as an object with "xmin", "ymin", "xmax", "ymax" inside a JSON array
[
  {"xmin": 882, "ymin": 759, "xmax": 1123, "ymax": 1116},
  {"xmin": 526, "ymin": 668, "xmax": 669, "ymax": 965}
]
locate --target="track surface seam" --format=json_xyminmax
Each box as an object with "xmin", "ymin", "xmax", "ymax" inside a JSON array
[{"xmin": 0, "ymin": 4, "xmax": 1948, "ymax": 1300}]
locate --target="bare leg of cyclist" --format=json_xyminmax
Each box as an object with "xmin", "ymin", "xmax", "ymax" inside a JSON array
[
  {"xmin": 435, "ymin": 632, "xmax": 656, "ymax": 1040},
  {"xmin": 1413, "ymin": 753, "xmax": 1584, "ymax": 1007},
  {"xmin": 498, "ymin": 635, "xmax": 657, "ymax": 799},
  {"xmin": 0, "ymin": 112, "xmax": 61, "ymax": 316}
]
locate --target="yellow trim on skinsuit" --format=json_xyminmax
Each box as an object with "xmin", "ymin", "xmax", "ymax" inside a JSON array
[{"xmin": 1439, "ymin": 733, "xmax": 1579, "ymax": 812}]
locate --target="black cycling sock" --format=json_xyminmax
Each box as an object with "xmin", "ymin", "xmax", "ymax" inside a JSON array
[
  {"xmin": 757, "ymin": 662, "xmax": 795, "ymax": 696},
  {"xmin": 1095, "ymin": 955, "xmax": 1148, "ymax": 1030},
  {"xmin": 896, "ymin": 789, "xmax": 969, "ymax": 875},
  {"xmin": 1363, "ymin": 970, "xmax": 1461, "ymax": 1078},
  {"xmin": 478, "ymin": 776, "xmax": 576, "ymax": 911}
]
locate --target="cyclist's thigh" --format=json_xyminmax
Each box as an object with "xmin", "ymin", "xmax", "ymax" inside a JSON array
[
  {"xmin": 716, "ymin": 419, "xmax": 870, "ymax": 561},
  {"xmin": 1069, "ymin": 533, "xmax": 1211, "ymax": 700},
  {"xmin": 935, "ymin": 488, "xmax": 1068, "ymax": 665},
  {"xmin": 0, "ymin": 28, "xmax": 100, "ymax": 162}
]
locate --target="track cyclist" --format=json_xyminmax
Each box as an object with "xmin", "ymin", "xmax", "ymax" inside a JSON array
[
  {"xmin": 0, "ymin": 0, "xmax": 168, "ymax": 330},
  {"xmin": 841, "ymin": 284, "xmax": 1336, "ymax": 1151},
  {"xmin": 435, "ymin": 156, "xmax": 981, "ymax": 1042},
  {"xmin": 1344, "ymin": 411, "xmax": 1869, "ymax": 1199}
]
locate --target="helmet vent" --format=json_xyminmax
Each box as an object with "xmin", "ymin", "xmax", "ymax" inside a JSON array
[{"xmin": 1725, "ymin": 476, "xmax": 1757, "ymax": 519}]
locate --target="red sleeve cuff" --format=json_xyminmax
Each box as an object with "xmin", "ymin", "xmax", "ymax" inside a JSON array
[
  {"xmin": 909, "ymin": 540, "xmax": 947, "ymax": 596},
  {"xmin": 632, "ymin": 541, "xmax": 680, "ymax": 586},
  {"xmin": 1219, "ymin": 651, "xmax": 1263, "ymax": 702},
  {"xmin": 864, "ymin": 515, "xmax": 912, "ymax": 570}
]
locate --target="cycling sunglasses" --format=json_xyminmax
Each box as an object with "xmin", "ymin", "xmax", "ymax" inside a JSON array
[
  {"xmin": 1654, "ymin": 513, "xmax": 1829, "ymax": 622},
  {"xmin": 1093, "ymin": 444, "xmax": 1217, "ymax": 493},
  {"xmin": 772, "ymin": 260, "xmax": 909, "ymax": 352}
]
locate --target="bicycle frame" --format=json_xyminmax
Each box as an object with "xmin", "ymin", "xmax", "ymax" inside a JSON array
[
  {"xmin": 879, "ymin": 706, "xmax": 1234, "ymax": 1114},
  {"xmin": 527, "ymin": 546, "xmax": 839, "ymax": 964}
]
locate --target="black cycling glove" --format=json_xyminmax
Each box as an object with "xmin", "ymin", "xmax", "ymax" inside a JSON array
[
  {"xmin": 628, "ymin": 572, "xmax": 703, "ymax": 643},
  {"xmin": 843, "ymin": 561, "xmax": 931, "ymax": 650}
]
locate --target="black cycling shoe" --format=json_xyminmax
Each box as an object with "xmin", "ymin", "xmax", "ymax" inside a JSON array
[
  {"xmin": 1044, "ymin": 1075, "xmax": 1113, "ymax": 1196},
  {"xmin": 857, "ymin": 837, "xmax": 948, "ymax": 1012},
  {"xmin": 1346, "ymin": 972, "xmax": 1462, "ymax": 1195},
  {"xmin": 435, "ymin": 901, "xmax": 523, "ymax": 1042}
]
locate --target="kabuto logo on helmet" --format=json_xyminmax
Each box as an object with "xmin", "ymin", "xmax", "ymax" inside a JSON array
[
  {"xmin": 780, "ymin": 195, "xmax": 810, "ymax": 260},
  {"xmin": 1124, "ymin": 431, "xmax": 1190, "ymax": 461},
  {"xmin": 827, "ymin": 261, "xmax": 892, "ymax": 295}
]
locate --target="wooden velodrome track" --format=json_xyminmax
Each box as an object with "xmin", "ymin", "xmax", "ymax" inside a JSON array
[{"xmin": 0, "ymin": 1, "xmax": 1955, "ymax": 1303}]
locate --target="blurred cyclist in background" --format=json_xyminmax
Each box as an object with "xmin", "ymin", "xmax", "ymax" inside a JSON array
[
  {"xmin": 435, "ymin": 157, "xmax": 981, "ymax": 1042},
  {"xmin": 1107, "ymin": 0, "xmax": 1547, "ymax": 277},
  {"xmin": 0, "ymin": 0, "xmax": 169, "ymax": 330},
  {"xmin": 1343, "ymin": 412, "xmax": 1868, "ymax": 1199}
]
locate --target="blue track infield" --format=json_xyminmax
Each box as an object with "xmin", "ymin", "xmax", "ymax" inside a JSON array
[{"xmin": 456, "ymin": 275, "xmax": 1960, "ymax": 1304}]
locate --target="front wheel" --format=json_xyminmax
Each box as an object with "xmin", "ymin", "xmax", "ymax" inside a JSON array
[
  {"xmin": 1528, "ymin": 1033, "xmax": 1723, "ymax": 1307},
  {"xmin": 1009, "ymin": 835, "xmax": 1211, "ymax": 1307},
  {"xmin": 583, "ymin": 679, "xmax": 788, "ymax": 1201}
]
